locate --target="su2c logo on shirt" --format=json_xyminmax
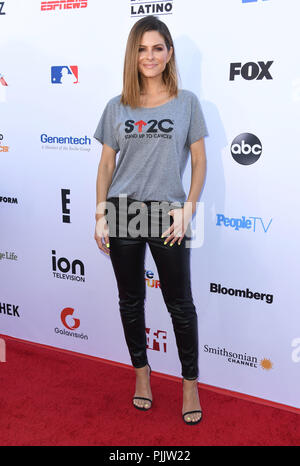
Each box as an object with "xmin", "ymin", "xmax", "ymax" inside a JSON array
[{"xmin": 124, "ymin": 119, "xmax": 174, "ymax": 139}]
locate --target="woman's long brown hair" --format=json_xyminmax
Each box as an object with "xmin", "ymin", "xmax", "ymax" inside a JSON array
[{"xmin": 121, "ymin": 15, "xmax": 179, "ymax": 108}]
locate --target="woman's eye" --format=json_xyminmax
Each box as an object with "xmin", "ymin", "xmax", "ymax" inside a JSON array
[{"xmin": 138, "ymin": 47, "xmax": 164, "ymax": 52}]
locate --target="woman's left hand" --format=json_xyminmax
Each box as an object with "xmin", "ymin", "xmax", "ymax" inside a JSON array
[{"xmin": 161, "ymin": 206, "xmax": 193, "ymax": 246}]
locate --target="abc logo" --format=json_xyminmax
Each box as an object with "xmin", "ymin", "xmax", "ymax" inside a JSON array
[{"xmin": 231, "ymin": 133, "xmax": 262, "ymax": 165}]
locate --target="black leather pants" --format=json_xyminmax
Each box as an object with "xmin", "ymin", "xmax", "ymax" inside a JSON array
[{"xmin": 105, "ymin": 197, "xmax": 199, "ymax": 380}]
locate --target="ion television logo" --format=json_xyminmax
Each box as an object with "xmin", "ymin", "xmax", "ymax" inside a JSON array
[{"xmin": 231, "ymin": 133, "xmax": 262, "ymax": 165}]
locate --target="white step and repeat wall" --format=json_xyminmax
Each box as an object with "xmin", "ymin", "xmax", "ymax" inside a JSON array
[{"xmin": 1, "ymin": 0, "xmax": 299, "ymax": 411}]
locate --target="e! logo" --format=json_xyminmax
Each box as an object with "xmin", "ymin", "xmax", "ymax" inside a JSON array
[{"xmin": 61, "ymin": 307, "xmax": 80, "ymax": 330}]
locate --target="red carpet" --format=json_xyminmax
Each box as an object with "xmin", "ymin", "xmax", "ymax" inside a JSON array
[{"xmin": 0, "ymin": 337, "xmax": 299, "ymax": 446}]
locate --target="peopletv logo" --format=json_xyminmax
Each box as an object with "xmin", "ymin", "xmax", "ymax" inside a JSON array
[
  {"xmin": 231, "ymin": 133, "xmax": 262, "ymax": 165},
  {"xmin": 216, "ymin": 214, "xmax": 272, "ymax": 233}
]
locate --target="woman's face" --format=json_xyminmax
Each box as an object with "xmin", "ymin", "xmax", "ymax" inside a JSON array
[{"xmin": 138, "ymin": 30, "xmax": 173, "ymax": 80}]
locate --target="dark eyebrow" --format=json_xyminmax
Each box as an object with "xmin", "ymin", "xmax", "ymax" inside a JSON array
[{"xmin": 139, "ymin": 43, "xmax": 165, "ymax": 47}]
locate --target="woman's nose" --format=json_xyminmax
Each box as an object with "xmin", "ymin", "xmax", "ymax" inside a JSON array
[{"xmin": 145, "ymin": 48, "xmax": 154, "ymax": 59}]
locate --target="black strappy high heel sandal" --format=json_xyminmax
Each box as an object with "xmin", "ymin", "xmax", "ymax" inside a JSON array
[
  {"xmin": 132, "ymin": 363, "xmax": 152, "ymax": 411},
  {"xmin": 182, "ymin": 378, "xmax": 203, "ymax": 425}
]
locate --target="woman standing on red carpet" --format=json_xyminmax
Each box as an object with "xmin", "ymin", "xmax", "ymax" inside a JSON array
[{"xmin": 94, "ymin": 15, "xmax": 208, "ymax": 425}]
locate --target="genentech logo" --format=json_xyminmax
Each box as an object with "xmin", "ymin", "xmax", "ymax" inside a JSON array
[
  {"xmin": 216, "ymin": 214, "xmax": 272, "ymax": 233},
  {"xmin": 231, "ymin": 133, "xmax": 262, "ymax": 165},
  {"xmin": 203, "ymin": 345, "xmax": 273, "ymax": 370},
  {"xmin": 51, "ymin": 250, "xmax": 85, "ymax": 282},
  {"xmin": 0, "ymin": 133, "xmax": 9, "ymax": 152},
  {"xmin": 40, "ymin": 134, "xmax": 91, "ymax": 153},
  {"xmin": 62, "ymin": 189, "xmax": 71, "ymax": 223},
  {"xmin": 130, "ymin": 0, "xmax": 173, "ymax": 17},
  {"xmin": 291, "ymin": 337, "xmax": 300, "ymax": 363},
  {"xmin": 54, "ymin": 307, "xmax": 88, "ymax": 340},
  {"xmin": 229, "ymin": 61, "xmax": 273, "ymax": 81},
  {"xmin": 146, "ymin": 328, "xmax": 167, "ymax": 352},
  {"xmin": 0, "ymin": 2, "xmax": 6, "ymax": 15},
  {"xmin": 41, "ymin": 0, "xmax": 88, "ymax": 11},
  {"xmin": 0, "ymin": 302, "xmax": 20, "ymax": 317},
  {"xmin": 51, "ymin": 66, "xmax": 78, "ymax": 84},
  {"xmin": 210, "ymin": 283, "xmax": 273, "ymax": 304},
  {"xmin": 144, "ymin": 269, "xmax": 160, "ymax": 289}
]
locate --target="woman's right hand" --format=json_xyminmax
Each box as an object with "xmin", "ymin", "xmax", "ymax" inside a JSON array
[{"xmin": 94, "ymin": 214, "xmax": 110, "ymax": 255}]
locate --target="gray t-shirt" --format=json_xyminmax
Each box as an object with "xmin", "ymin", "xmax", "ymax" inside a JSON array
[{"xmin": 93, "ymin": 89, "xmax": 208, "ymax": 205}]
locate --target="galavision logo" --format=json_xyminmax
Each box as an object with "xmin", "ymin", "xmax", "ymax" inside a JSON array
[{"xmin": 54, "ymin": 307, "xmax": 88, "ymax": 340}]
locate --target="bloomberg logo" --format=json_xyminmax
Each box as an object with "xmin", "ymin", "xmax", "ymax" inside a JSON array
[{"xmin": 216, "ymin": 214, "xmax": 272, "ymax": 233}]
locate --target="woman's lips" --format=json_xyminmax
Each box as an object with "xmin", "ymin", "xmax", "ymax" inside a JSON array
[{"xmin": 143, "ymin": 64, "xmax": 158, "ymax": 68}]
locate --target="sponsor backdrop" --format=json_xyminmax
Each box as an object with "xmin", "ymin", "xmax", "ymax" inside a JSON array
[{"xmin": 0, "ymin": 0, "xmax": 299, "ymax": 410}]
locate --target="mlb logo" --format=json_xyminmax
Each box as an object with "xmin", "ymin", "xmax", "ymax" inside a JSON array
[{"xmin": 51, "ymin": 66, "xmax": 79, "ymax": 84}]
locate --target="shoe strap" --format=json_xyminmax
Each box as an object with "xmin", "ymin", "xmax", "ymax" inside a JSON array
[
  {"xmin": 133, "ymin": 396, "xmax": 152, "ymax": 403},
  {"xmin": 183, "ymin": 410, "xmax": 202, "ymax": 416}
]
